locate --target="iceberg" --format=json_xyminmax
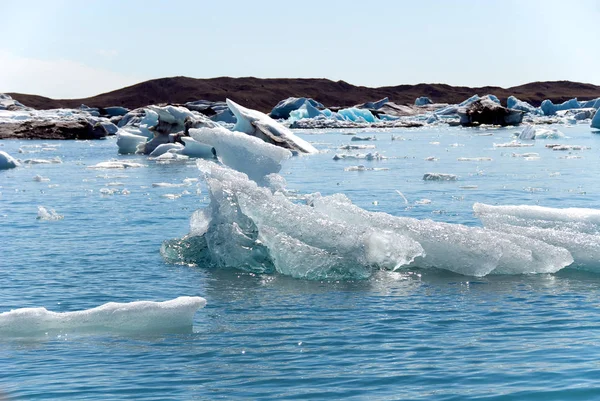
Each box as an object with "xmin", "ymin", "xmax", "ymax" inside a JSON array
[
  {"xmin": 163, "ymin": 161, "xmax": 575, "ymax": 279},
  {"xmin": 116, "ymin": 131, "xmax": 148, "ymax": 154},
  {"xmin": 289, "ymin": 100, "xmax": 325, "ymax": 121},
  {"xmin": 148, "ymin": 143, "xmax": 185, "ymax": 157},
  {"xmin": 269, "ymin": 97, "xmax": 324, "ymax": 120},
  {"xmin": 0, "ymin": 296, "xmax": 206, "ymax": 337},
  {"xmin": 338, "ymin": 107, "xmax": 377, "ymax": 123},
  {"xmin": 227, "ymin": 99, "xmax": 318, "ymax": 154},
  {"xmin": 423, "ymin": 173, "xmax": 457, "ymax": 181},
  {"xmin": 592, "ymin": 108, "xmax": 600, "ymax": 129},
  {"xmin": 0, "ymin": 151, "xmax": 19, "ymax": 169},
  {"xmin": 517, "ymin": 125, "xmax": 564, "ymax": 140},
  {"xmin": 540, "ymin": 98, "xmax": 581, "ymax": 116},
  {"xmin": 507, "ymin": 96, "xmax": 541, "ymax": 115},
  {"xmin": 189, "ymin": 126, "xmax": 291, "ymax": 182},
  {"xmin": 415, "ymin": 97, "xmax": 433, "ymax": 106}
]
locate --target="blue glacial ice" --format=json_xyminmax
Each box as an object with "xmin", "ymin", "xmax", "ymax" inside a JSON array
[
  {"xmin": 592, "ymin": 108, "xmax": 600, "ymax": 129},
  {"xmin": 0, "ymin": 151, "xmax": 20, "ymax": 169},
  {"xmin": 269, "ymin": 97, "xmax": 324, "ymax": 120},
  {"xmin": 540, "ymin": 98, "xmax": 581, "ymax": 116},
  {"xmin": 507, "ymin": 96, "xmax": 542, "ymax": 115},
  {"xmin": 0, "ymin": 296, "xmax": 206, "ymax": 337},
  {"xmin": 415, "ymin": 96, "xmax": 433, "ymax": 106}
]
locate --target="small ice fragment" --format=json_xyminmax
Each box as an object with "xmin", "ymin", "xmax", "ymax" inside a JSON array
[
  {"xmin": 33, "ymin": 175, "xmax": 50, "ymax": 182},
  {"xmin": 423, "ymin": 173, "xmax": 457, "ymax": 181},
  {"xmin": 37, "ymin": 206, "xmax": 63, "ymax": 221}
]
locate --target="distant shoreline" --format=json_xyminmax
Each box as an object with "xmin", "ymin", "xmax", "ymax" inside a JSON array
[{"xmin": 8, "ymin": 77, "xmax": 600, "ymax": 113}]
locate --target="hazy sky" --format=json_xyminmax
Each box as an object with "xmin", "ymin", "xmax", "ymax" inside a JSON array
[{"xmin": 1, "ymin": 0, "xmax": 598, "ymax": 98}]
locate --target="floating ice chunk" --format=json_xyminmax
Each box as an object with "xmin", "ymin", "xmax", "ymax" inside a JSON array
[
  {"xmin": 344, "ymin": 165, "xmax": 389, "ymax": 172},
  {"xmin": 116, "ymin": 130, "xmax": 148, "ymax": 154},
  {"xmin": 152, "ymin": 182, "xmax": 187, "ymax": 188},
  {"xmin": 180, "ymin": 137, "xmax": 214, "ymax": 159},
  {"xmin": 517, "ymin": 125, "xmax": 564, "ymax": 140},
  {"xmin": 0, "ymin": 296, "xmax": 206, "ymax": 337},
  {"xmin": 338, "ymin": 107, "xmax": 377, "ymax": 123},
  {"xmin": 23, "ymin": 157, "xmax": 62, "ymax": 164},
  {"xmin": 423, "ymin": 173, "xmax": 457, "ymax": 181},
  {"xmin": 592, "ymin": 109, "xmax": 600, "ymax": 129},
  {"xmin": 288, "ymin": 100, "xmax": 324, "ymax": 121},
  {"xmin": 88, "ymin": 161, "xmax": 145, "ymax": 169},
  {"xmin": 415, "ymin": 199, "xmax": 432, "ymax": 205},
  {"xmin": 473, "ymin": 203, "xmax": 600, "ymax": 233},
  {"xmin": 351, "ymin": 135, "xmax": 376, "ymax": 141},
  {"xmin": 163, "ymin": 161, "xmax": 424, "ymax": 279},
  {"xmin": 99, "ymin": 188, "xmax": 118, "ymax": 195},
  {"xmin": 512, "ymin": 152, "xmax": 539, "ymax": 158},
  {"xmin": 226, "ymin": 99, "xmax": 317, "ymax": 154},
  {"xmin": 424, "ymin": 156, "xmax": 438, "ymax": 161},
  {"xmin": 457, "ymin": 157, "xmax": 493, "ymax": 162},
  {"xmin": 493, "ymin": 141, "xmax": 534, "ymax": 148},
  {"xmin": 547, "ymin": 144, "xmax": 588, "ymax": 151},
  {"xmin": 541, "ymin": 98, "xmax": 581, "ymax": 116},
  {"xmin": 161, "ymin": 194, "xmax": 182, "ymax": 200},
  {"xmin": 33, "ymin": 175, "xmax": 50, "ymax": 182},
  {"xmin": 190, "ymin": 126, "xmax": 291, "ymax": 182},
  {"xmin": 339, "ymin": 144, "xmax": 376, "ymax": 150},
  {"xmin": 0, "ymin": 151, "xmax": 20, "ymax": 169},
  {"xmin": 270, "ymin": 97, "xmax": 324, "ymax": 119},
  {"xmin": 507, "ymin": 96, "xmax": 541, "ymax": 115},
  {"xmin": 333, "ymin": 152, "xmax": 386, "ymax": 161},
  {"xmin": 148, "ymin": 143, "xmax": 184, "ymax": 157},
  {"xmin": 37, "ymin": 206, "xmax": 63, "ymax": 221},
  {"xmin": 312, "ymin": 195, "xmax": 571, "ymax": 276},
  {"xmin": 415, "ymin": 96, "xmax": 433, "ymax": 106},
  {"xmin": 473, "ymin": 203, "xmax": 600, "ymax": 271}
]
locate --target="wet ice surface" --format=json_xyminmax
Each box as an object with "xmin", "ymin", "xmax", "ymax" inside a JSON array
[{"xmin": 2, "ymin": 123, "xmax": 600, "ymax": 400}]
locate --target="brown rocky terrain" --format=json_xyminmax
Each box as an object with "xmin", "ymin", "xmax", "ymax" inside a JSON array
[{"xmin": 8, "ymin": 77, "xmax": 600, "ymax": 113}]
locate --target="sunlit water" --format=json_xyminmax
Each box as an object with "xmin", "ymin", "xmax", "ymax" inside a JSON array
[{"xmin": 1, "ymin": 124, "xmax": 600, "ymax": 400}]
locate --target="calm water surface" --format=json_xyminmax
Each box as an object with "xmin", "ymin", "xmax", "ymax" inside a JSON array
[{"xmin": 1, "ymin": 124, "xmax": 600, "ymax": 400}]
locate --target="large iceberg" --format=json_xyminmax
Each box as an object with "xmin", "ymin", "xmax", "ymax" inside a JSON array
[
  {"xmin": 162, "ymin": 161, "xmax": 574, "ymax": 279},
  {"xmin": 0, "ymin": 296, "xmax": 206, "ymax": 337},
  {"xmin": 227, "ymin": 99, "xmax": 318, "ymax": 154}
]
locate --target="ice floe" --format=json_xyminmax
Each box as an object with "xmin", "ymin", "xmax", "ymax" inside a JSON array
[
  {"xmin": 0, "ymin": 151, "xmax": 19, "ymax": 169},
  {"xmin": 423, "ymin": 173, "xmax": 457, "ymax": 181},
  {"xmin": 37, "ymin": 206, "xmax": 64, "ymax": 221},
  {"xmin": 0, "ymin": 296, "xmax": 206, "ymax": 337},
  {"xmin": 88, "ymin": 161, "xmax": 145, "ymax": 169}
]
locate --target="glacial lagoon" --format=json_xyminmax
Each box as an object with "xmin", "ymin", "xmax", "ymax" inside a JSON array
[{"xmin": 2, "ymin": 123, "xmax": 600, "ymax": 399}]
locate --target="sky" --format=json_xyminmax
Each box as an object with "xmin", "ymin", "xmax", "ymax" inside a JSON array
[{"xmin": 1, "ymin": 0, "xmax": 599, "ymax": 99}]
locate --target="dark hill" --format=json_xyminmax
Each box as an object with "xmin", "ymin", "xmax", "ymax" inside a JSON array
[{"xmin": 8, "ymin": 77, "xmax": 600, "ymax": 112}]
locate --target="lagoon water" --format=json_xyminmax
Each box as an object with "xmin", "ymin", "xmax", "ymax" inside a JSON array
[{"xmin": 2, "ymin": 124, "xmax": 600, "ymax": 400}]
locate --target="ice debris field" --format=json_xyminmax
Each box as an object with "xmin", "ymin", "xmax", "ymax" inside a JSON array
[{"xmin": 3, "ymin": 92, "xmax": 600, "ymax": 338}]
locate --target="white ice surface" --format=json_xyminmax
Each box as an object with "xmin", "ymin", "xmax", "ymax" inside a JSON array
[
  {"xmin": 0, "ymin": 296, "xmax": 206, "ymax": 336},
  {"xmin": 190, "ymin": 126, "xmax": 291, "ymax": 182}
]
